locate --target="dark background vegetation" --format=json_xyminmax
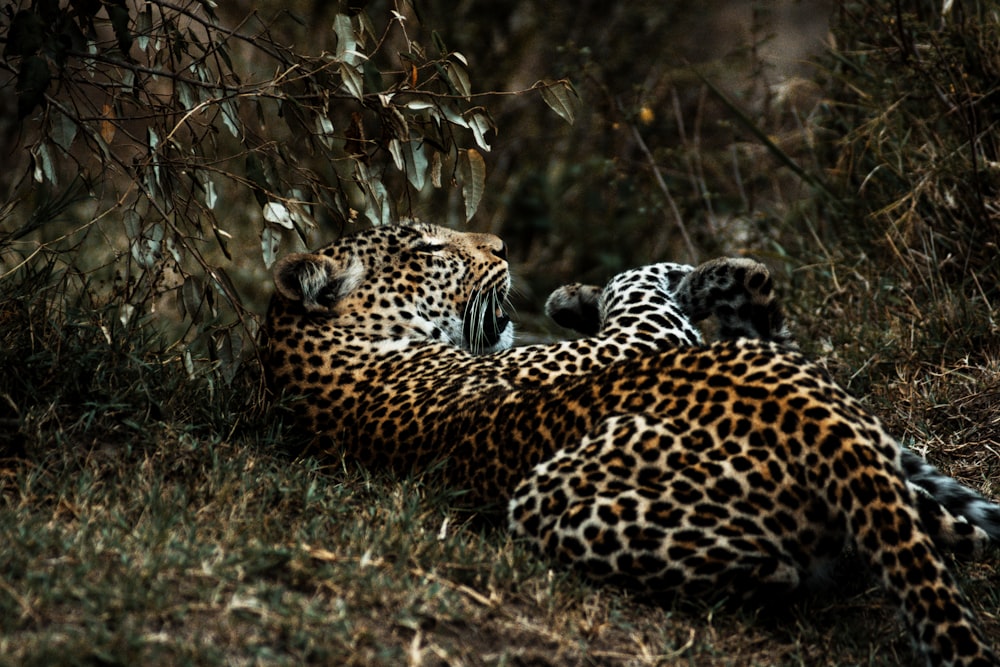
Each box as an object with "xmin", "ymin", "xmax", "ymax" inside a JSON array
[{"xmin": 1, "ymin": 0, "xmax": 998, "ymax": 664}]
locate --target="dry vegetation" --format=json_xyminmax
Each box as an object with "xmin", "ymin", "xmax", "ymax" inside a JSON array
[{"xmin": 2, "ymin": 0, "xmax": 999, "ymax": 665}]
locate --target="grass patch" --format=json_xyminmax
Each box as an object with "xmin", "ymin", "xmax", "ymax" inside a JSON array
[{"xmin": 0, "ymin": 429, "xmax": 968, "ymax": 667}]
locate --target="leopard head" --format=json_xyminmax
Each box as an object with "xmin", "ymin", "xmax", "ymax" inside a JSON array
[{"xmin": 271, "ymin": 222, "xmax": 513, "ymax": 354}]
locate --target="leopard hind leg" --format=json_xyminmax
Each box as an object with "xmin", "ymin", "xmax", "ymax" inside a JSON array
[
  {"xmin": 507, "ymin": 415, "xmax": 814, "ymax": 602},
  {"xmin": 834, "ymin": 432, "xmax": 997, "ymax": 666}
]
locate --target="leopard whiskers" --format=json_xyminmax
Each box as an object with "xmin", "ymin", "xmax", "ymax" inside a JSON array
[
  {"xmin": 463, "ymin": 289, "xmax": 485, "ymax": 354},
  {"xmin": 462, "ymin": 284, "xmax": 511, "ymax": 354}
]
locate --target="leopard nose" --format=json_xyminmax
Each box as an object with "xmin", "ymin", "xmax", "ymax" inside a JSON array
[{"xmin": 492, "ymin": 243, "xmax": 508, "ymax": 261}]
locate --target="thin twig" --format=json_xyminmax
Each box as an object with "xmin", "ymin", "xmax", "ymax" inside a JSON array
[{"xmin": 627, "ymin": 121, "xmax": 698, "ymax": 263}]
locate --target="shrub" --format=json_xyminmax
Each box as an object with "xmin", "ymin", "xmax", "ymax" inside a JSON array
[{"xmin": 0, "ymin": 0, "xmax": 573, "ymax": 374}]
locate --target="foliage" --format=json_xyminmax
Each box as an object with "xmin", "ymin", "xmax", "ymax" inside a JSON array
[{"xmin": 0, "ymin": 0, "xmax": 573, "ymax": 369}]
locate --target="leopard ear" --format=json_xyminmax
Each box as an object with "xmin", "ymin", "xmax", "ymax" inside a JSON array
[
  {"xmin": 273, "ymin": 253, "xmax": 365, "ymax": 312},
  {"xmin": 544, "ymin": 283, "xmax": 603, "ymax": 336}
]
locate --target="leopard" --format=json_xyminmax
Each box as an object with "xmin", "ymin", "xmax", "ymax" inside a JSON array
[{"xmin": 263, "ymin": 221, "xmax": 999, "ymax": 667}]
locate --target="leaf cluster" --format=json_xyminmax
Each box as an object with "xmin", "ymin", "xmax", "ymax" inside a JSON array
[
  {"xmin": 0, "ymin": 0, "xmax": 572, "ymax": 372},
  {"xmin": 4, "ymin": 0, "xmax": 128, "ymax": 118}
]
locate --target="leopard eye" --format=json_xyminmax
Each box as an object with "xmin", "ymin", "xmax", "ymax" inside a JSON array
[{"xmin": 412, "ymin": 241, "xmax": 446, "ymax": 254}]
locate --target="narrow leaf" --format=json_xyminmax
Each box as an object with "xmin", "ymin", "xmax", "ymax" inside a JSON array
[
  {"xmin": 467, "ymin": 111, "xmax": 492, "ymax": 152},
  {"xmin": 101, "ymin": 104, "xmax": 117, "ymax": 143},
  {"xmin": 461, "ymin": 148, "xmax": 485, "ymax": 221},
  {"xmin": 430, "ymin": 150, "xmax": 442, "ymax": 188},
  {"xmin": 333, "ymin": 14, "xmax": 359, "ymax": 65},
  {"xmin": 315, "ymin": 114, "xmax": 335, "ymax": 149},
  {"xmin": 388, "ymin": 138, "xmax": 404, "ymax": 171},
  {"xmin": 405, "ymin": 100, "xmax": 435, "ymax": 111},
  {"xmin": 215, "ymin": 328, "xmax": 243, "ymax": 385},
  {"xmin": 446, "ymin": 61, "xmax": 471, "ymax": 98},
  {"xmin": 263, "ymin": 202, "xmax": 295, "ymax": 228},
  {"xmin": 220, "ymin": 99, "xmax": 240, "ymax": 137},
  {"xmin": 340, "ymin": 62, "xmax": 364, "ymax": 100},
  {"xmin": 32, "ymin": 142, "xmax": 55, "ymax": 184},
  {"xmin": 123, "ymin": 209, "xmax": 142, "ymax": 238},
  {"xmin": 107, "ymin": 2, "xmax": 133, "ymax": 55},
  {"xmin": 181, "ymin": 277, "xmax": 204, "ymax": 324},
  {"xmin": 52, "ymin": 111, "xmax": 77, "ymax": 151},
  {"xmin": 355, "ymin": 162, "xmax": 390, "ymax": 226},
  {"xmin": 404, "ymin": 140, "xmax": 428, "ymax": 191},
  {"xmin": 367, "ymin": 179, "xmax": 390, "ymax": 225},
  {"xmin": 166, "ymin": 234, "xmax": 184, "ymax": 265},
  {"xmin": 208, "ymin": 267, "xmax": 239, "ymax": 310},
  {"xmin": 538, "ymin": 79, "xmax": 579, "ymax": 125},
  {"xmin": 147, "ymin": 127, "xmax": 160, "ymax": 193},
  {"xmin": 119, "ymin": 303, "xmax": 136, "ymax": 327},
  {"xmin": 177, "ymin": 82, "xmax": 197, "ymax": 110},
  {"xmin": 130, "ymin": 221, "xmax": 164, "ymax": 269},
  {"xmin": 213, "ymin": 226, "xmax": 232, "ymax": 260},
  {"xmin": 203, "ymin": 177, "xmax": 217, "ymax": 209},
  {"xmin": 439, "ymin": 104, "xmax": 469, "ymax": 128},
  {"xmin": 136, "ymin": 4, "xmax": 152, "ymax": 51},
  {"xmin": 261, "ymin": 227, "xmax": 281, "ymax": 268},
  {"xmin": 197, "ymin": 0, "xmax": 218, "ymax": 20},
  {"xmin": 245, "ymin": 153, "xmax": 269, "ymax": 207}
]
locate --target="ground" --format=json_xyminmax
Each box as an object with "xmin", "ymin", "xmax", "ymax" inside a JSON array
[{"xmin": 1, "ymin": 302, "xmax": 997, "ymax": 666}]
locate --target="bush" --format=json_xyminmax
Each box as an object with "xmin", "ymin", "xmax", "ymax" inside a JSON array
[
  {"xmin": 0, "ymin": 0, "xmax": 573, "ymax": 372},
  {"xmin": 802, "ymin": 0, "xmax": 1000, "ymax": 361}
]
